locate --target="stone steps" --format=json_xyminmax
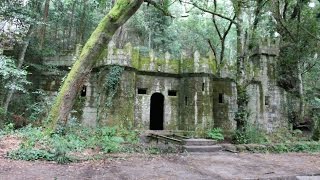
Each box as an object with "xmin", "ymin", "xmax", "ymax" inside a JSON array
[
  {"xmin": 182, "ymin": 139, "xmax": 222, "ymax": 153},
  {"xmin": 183, "ymin": 139, "xmax": 217, "ymax": 146},
  {"xmin": 183, "ymin": 145, "xmax": 222, "ymax": 152}
]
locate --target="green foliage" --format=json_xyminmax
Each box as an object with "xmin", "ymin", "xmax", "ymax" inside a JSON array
[
  {"xmin": 97, "ymin": 66, "xmax": 124, "ymax": 122},
  {"xmin": 0, "ymin": 55, "xmax": 31, "ymax": 93},
  {"xmin": 105, "ymin": 66, "xmax": 124, "ymax": 108},
  {"xmin": 3, "ymin": 123, "xmax": 15, "ymax": 134},
  {"xmin": 7, "ymin": 123, "xmax": 139, "ymax": 163},
  {"xmin": 268, "ymin": 142, "xmax": 320, "ymax": 153},
  {"xmin": 233, "ymin": 124, "xmax": 268, "ymax": 144},
  {"xmin": 207, "ymin": 128, "xmax": 224, "ymax": 141},
  {"xmin": 312, "ymin": 111, "xmax": 320, "ymax": 141},
  {"xmin": 235, "ymin": 86, "xmax": 250, "ymax": 130},
  {"xmin": 268, "ymin": 128, "xmax": 309, "ymax": 143}
]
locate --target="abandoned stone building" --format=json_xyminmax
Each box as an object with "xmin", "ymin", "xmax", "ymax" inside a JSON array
[{"xmin": 34, "ymin": 38, "xmax": 288, "ymax": 133}]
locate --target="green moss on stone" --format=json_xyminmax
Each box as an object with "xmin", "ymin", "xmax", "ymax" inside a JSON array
[
  {"xmin": 168, "ymin": 59, "xmax": 180, "ymax": 73},
  {"xmin": 131, "ymin": 48, "xmax": 140, "ymax": 69},
  {"xmin": 139, "ymin": 56, "xmax": 151, "ymax": 69},
  {"xmin": 181, "ymin": 59, "xmax": 194, "ymax": 72}
]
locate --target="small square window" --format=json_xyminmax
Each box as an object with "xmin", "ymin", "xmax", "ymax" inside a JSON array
[
  {"xmin": 265, "ymin": 96, "xmax": 270, "ymax": 105},
  {"xmin": 168, "ymin": 90, "xmax": 177, "ymax": 96},
  {"xmin": 138, "ymin": 88, "xmax": 147, "ymax": 94},
  {"xmin": 81, "ymin": 85, "xmax": 87, "ymax": 97},
  {"xmin": 219, "ymin": 93, "xmax": 224, "ymax": 103}
]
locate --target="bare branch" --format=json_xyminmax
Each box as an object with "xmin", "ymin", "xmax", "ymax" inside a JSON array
[
  {"xmin": 180, "ymin": 0, "xmax": 237, "ymax": 25},
  {"xmin": 300, "ymin": 26, "xmax": 320, "ymax": 42},
  {"xmin": 302, "ymin": 62, "xmax": 317, "ymax": 75},
  {"xmin": 208, "ymin": 39, "xmax": 217, "ymax": 62},
  {"xmin": 212, "ymin": 16, "xmax": 222, "ymax": 39},
  {"xmin": 144, "ymin": 0, "xmax": 174, "ymax": 18},
  {"xmin": 222, "ymin": 15, "xmax": 236, "ymax": 40}
]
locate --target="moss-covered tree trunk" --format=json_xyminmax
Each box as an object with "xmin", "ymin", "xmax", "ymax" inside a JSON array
[
  {"xmin": 233, "ymin": 1, "xmax": 249, "ymax": 131},
  {"xmin": 46, "ymin": 0, "xmax": 143, "ymax": 132}
]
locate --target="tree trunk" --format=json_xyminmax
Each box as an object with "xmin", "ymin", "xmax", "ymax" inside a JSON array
[
  {"xmin": 39, "ymin": 0, "xmax": 51, "ymax": 50},
  {"xmin": 77, "ymin": 0, "xmax": 88, "ymax": 44},
  {"xmin": 3, "ymin": 26, "xmax": 34, "ymax": 114},
  {"xmin": 68, "ymin": 0, "xmax": 76, "ymax": 49},
  {"xmin": 297, "ymin": 60, "xmax": 305, "ymax": 123},
  {"xmin": 46, "ymin": 0, "xmax": 143, "ymax": 132},
  {"xmin": 234, "ymin": 2, "xmax": 248, "ymax": 131}
]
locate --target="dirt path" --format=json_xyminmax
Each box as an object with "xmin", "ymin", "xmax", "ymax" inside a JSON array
[
  {"xmin": 0, "ymin": 152, "xmax": 320, "ymax": 180},
  {"xmin": 1, "ymin": 136, "xmax": 320, "ymax": 179}
]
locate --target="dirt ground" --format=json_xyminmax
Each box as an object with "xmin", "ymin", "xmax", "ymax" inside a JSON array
[{"xmin": 1, "ymin": 136, "xmax": 320, "ymax": 180}]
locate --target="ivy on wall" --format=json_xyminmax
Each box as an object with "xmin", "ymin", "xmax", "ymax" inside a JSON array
[{"xmin": 96, "ymin": 65, "xmax": 124, "ymax": 123}]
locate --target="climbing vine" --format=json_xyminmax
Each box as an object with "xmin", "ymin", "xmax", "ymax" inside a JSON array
[
  {"xmin": 235, "ymin": 84, "xmax": 250, "ymax": 131},
  {"xmin": 105, "ymin": 66, "xmax": 124, "ymax": 108},
  {"xmin": 97, "ymin": 66, "xmax": 124, "ymax": 123}
]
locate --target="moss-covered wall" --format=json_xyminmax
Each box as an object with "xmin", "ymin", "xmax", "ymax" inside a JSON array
[
  {"xmin": 179, "ymin": 76, "xmax": 215, "ymax": 133},
  {"xmin": 211, "ymin": 80, "xmax": 237, "ymax": 133},
  {"xmin": 95, "ymin": 69, "xmax": 136, "ymax": 129},
  {"xmin": 35, "ymin": 39, "xmax": 290, "ymax": 134},
  {"xmin": 134, "ymin": 74, "xmax": 179, "ymax": 130}
]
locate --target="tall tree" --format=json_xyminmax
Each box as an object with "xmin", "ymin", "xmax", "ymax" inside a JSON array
[
  {"xmin": 270, "ymin": 0, "xmax": 320, "ymax": 124},
  {"xmin": 39, "ymin": 0, "xmax": 51, "ymax": 50},
  {"xmin": 46, "ymin": 0, "xmax": 144, "ymax": 132}
]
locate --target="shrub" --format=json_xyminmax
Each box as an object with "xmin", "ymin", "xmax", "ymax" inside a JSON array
[
  {"xmin": 207, "ymin": 128, "xmax": 224, "ymax": 141},
  {"xmin": 233, "ymin": 124, "xmax": 268, "ymax": 144},
  {"xmin": 7, "ymin": 124, "xmax": 138, "ymax": 163}
]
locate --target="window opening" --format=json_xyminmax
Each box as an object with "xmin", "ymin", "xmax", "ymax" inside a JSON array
[
  {"xmin": 138, "ymin": 88, "xmax": 147, "ymax": 94},
  {"xmin": 219, "ymin": 93, "xmax": 224, "ymax": 103},
  {"xmin": 265, "ymin": 96, "xmax": 270, "ymax": 105},
  {"xmin": 185, "ymin": 96, "xmax": 188, "ymax": 106},
  {"xmin": 81, "ymin": 85, "xmax": 87, "ymax": 97},
  {"xmin": 168, "ymin": 90, "xmax": 177, "ymax": 96}
]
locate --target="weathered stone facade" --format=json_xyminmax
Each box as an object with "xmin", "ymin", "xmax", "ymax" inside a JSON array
[{"xmin": 35, "ymin": 39, "xmax": 288, "ymax": 133}]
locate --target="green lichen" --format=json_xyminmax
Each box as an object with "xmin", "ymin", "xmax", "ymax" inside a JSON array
[
  {"xmin": 139, "ymin": 56, "xmax": 151, "ymax": 69},
  {"xmin": 180, "ymin": 59, "xmax": 194, "ymax": 72},
  {"xmin": 168, "ymin": 59, "xmax": 180, "ymax": 73},
  {"xmin": 131, "ymin": 48, "xmax": 140, "ymax": 69}
]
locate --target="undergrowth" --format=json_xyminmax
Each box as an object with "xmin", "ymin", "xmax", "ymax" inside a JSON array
[
  {"xmin": 6, "ymin": 123, "xmax": 141, "ymax": 164},
  {"xmin": 237, "ymin": 141, "xmax": 320, "ymax": 153},
  {"xmin": 207, "ymin": 128, "xmax": 224, "ymax": 141}
]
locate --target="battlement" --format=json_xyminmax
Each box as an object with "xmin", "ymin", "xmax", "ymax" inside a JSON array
[
  {"xmin": 252, "ymin": 37, "xmax": 280, "ymax": 56},
  {"xmin": 97, "ymin": 42, "xmax": 217, "ymax": 74},
  {"xmin": 45, "ymin": 42, "xmax": 217, "ymax": 75}
]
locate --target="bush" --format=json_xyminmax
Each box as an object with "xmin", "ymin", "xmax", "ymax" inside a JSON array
[
  {"xmin": 233, "ymin": 124, "xmax": 268, "ymax": 144},
  {"xmin": 7, "ymin": 124, "xmax": 139, "ymax": 163},
  {"xmin": 312, "ymin": 112, "xmax": 320, "ymax": 141},
  {"xmin": 207, "ymin": 128, "xmax": 224, "ymax": 141}
]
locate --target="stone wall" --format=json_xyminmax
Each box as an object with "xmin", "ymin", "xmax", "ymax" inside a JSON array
[
  {"xmin": 247, "ymin": 38, "xmax": 288, "ymax": 132},
  {"xmin": 135, "ymin": 74, "xmax": 179, "ymax": 130},
  {"xmin": 35, "ymin": 39, "xmax": 289, "ymax": 133}
]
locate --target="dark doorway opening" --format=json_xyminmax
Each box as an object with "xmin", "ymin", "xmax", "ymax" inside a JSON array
[
  {"xmin": 80, "ymin": 85, "xmax": 87, "ymax": 97},
  {"xmin": 150, "ymin": 93, "xmax": 164, "ymax": 130}
]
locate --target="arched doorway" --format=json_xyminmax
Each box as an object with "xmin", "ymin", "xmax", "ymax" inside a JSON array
[{"xmin": 150, "ymin": 93, "xmax": 164, "ymax": 130}]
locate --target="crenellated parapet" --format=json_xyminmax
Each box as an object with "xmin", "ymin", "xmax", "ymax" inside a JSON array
[
  {"xmin": 44, "ymin": 42, "xmax": 218, "ymax": 75},
  {"xmin": 252, "ymin": 37, "xmax": 280, "ymax": 57},
  {"xmin": 96, "ymin": 42, "xmax": 217, "ymax": 75}
]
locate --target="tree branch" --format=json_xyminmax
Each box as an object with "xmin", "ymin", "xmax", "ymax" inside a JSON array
[
  {"xmin": 212, "ymin": 16, "xmax": 222, "ymax": 39},
  {"xmin": 144, "ymin": 0, "xmax": 174, "ymax": 18},
  {"xmin": 208, "ymin": 39, "xmax": 218, "ymax": 67},
  {"xmin": 302, "ymin": 62, "xmax": 317, "ymax": 75},
  {"xmin": 300, "ymin": 26, "xmax": 320, "ymax": 41},
  {"xmin": 180, "ymin": 0, "xmax": 237, "ymax": 25},
  {"xmin": 222, "ymin": 15, "xmax": 236, "ymax": 40}
]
